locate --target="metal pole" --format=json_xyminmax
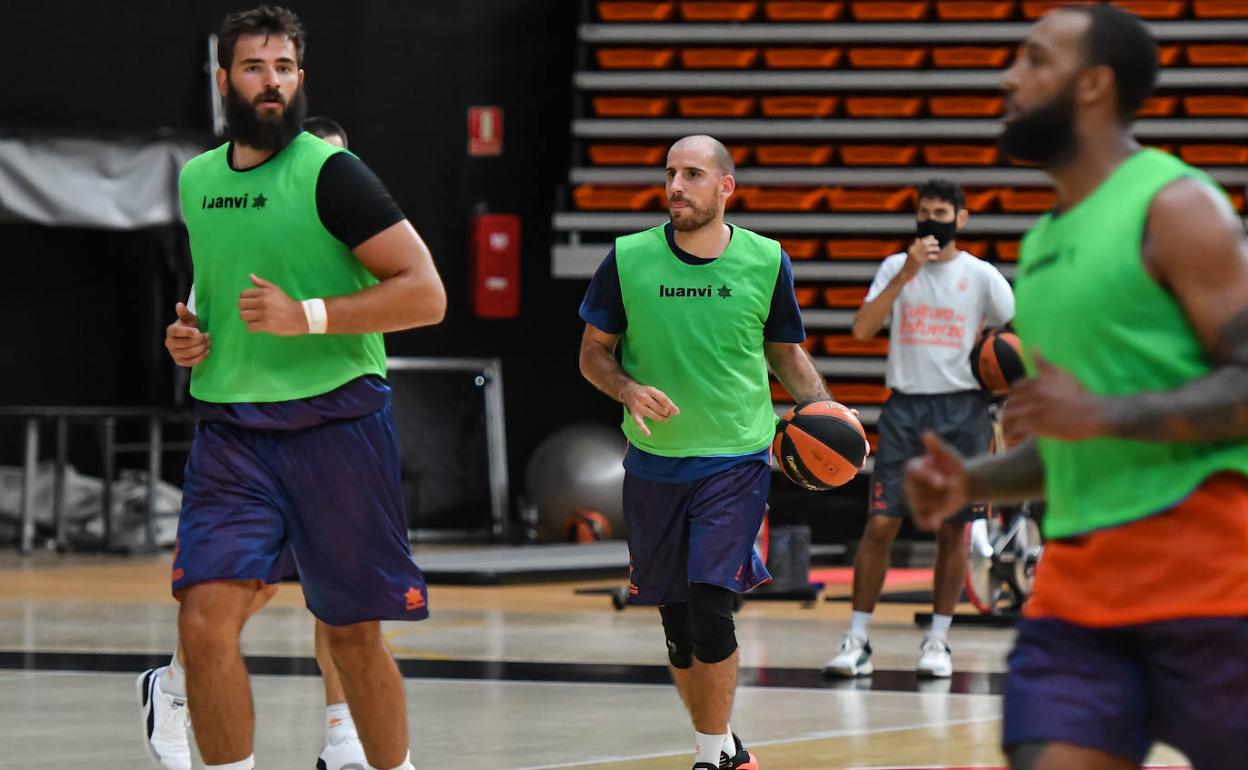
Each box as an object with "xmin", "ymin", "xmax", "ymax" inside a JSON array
[
  {"xmin": 19, "ymin": 419, "xmax": 39, "ymax": 555},
  {"xmin": 482, "ymin": 360, "xmax": 511, "ymax": 540},
  {"xmin": 145, "ymin": 417, "xmax": 161, "ymax": 549},
  {"xmin": 101, "ymin": 417, "xmax": 116, "ymax": 550},
  {"xmin": 53, "ymin": 418, "xmax": 68, "ymax": 552}
]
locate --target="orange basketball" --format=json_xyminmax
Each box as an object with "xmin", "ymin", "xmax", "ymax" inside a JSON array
[
  {"xmin": 971, "ymin": 327, "xmax": 1025, "ymax": 396},
  {"xmin": 561, "ymin": 509, "xmax": 612, "ymax": 543},
  {"xmin": 772, "ymin": 400, "xmax": 870, "ymax": 491}
]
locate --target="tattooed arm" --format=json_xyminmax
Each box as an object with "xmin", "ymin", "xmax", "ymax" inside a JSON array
[{"xmin": 1006, "ymin": 177, "xmax": 1248, "ymax": 443}]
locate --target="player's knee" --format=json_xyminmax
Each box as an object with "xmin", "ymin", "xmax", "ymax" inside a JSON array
[
  {"xmin": 688, "ymin": 583, "xmax": 738, "ymax": 665},
  {"xmin": 659, "ymin": 602, "xmax": 694, "ymax": 669},
  {"xmin": 322, "ymin": 619, "xmax": 381, "ymax": 654},
  {"xmin": 863, "ymin": 515, "xmax": 902, "ymax": 548}
]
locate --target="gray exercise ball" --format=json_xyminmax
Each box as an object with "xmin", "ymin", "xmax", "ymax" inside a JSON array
[{"xmin": 526, "ymin": 423, "xmax": 626, "ymax": 542}]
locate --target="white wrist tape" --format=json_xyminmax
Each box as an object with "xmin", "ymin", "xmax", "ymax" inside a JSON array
[{"xmin": 302, "ymin": 298, "xmax": 328, "ymax": 334}]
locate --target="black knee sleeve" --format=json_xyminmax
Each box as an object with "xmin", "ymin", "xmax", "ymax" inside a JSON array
[
  {"xmin": 689, "ymin": 582, "xmax": 738, "ymax": 665},
  {"xmin": 659, "ymin": 602, "xmax": 694, "ymax": 669},
  {"xmin": 1007, "ymin": 743, "xmax": 1044, "ymax": 770}
]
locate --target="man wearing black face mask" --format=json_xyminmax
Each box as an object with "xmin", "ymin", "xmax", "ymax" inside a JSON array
[{"xmin": 825, "ymin": 179, "xmax": 1014, "ymax": 680}]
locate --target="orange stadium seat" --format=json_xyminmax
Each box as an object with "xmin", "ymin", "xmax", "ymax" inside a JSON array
[
  {"xmin": 1186, "ymin": 44, "xmax": 1248, "ymax": 65},
  {"xmin": 851, "ymin": 1, "xmax": 931, "ymax": 19},
  {"xmin": 826, "ymin": 239, "xmax": 905, "ymax": 259},
  {"xmin": 598, "ymin": 1, "xmax": 677, "ymax": 20},
  {"xmin": 936, "ymin": 0, "xmax": 1016, "ymax": 18},
  {"xmin": 825, "ymin": 336, "xmax": 890, "ymax": 355},
  {"xmin": 1110, "ymin": 0, "xmax": 1186, "ymax": 17},
  {"xmin": 794, "ymin": 286, "xmax": 819, "ymax": 307},
  {"xmin": 588, "ymin": 145, "xmax": 667, "ymax": 165},
  {"xmin": 929, "ymin": 95, "xmax": 1003, "ymax": 117},
  {"xmin": 1184, "ymin": 95, "xmax": 1248, "ymax": 116},
  {"xmin": 765, "ymin": 1, "xmax": 846, "ymax": 18},
  {"xmin": 845, "ymin": 97, "xmax": 923, "ymax": 117},
  {"xmin": 1230, "ymin": 192, "xmax": 1246, "ymax": 213},
  {"xmin": 1136, "ymin": 96, "xmax": 1178, "ymax": 117},
  {"xmin": 574, "ymin": 185, "xmax": 664, "ymax": 210},
  {"xmin": 964, "ymin": 189, "xmax": 1000, "ymax": 213},
  {"xmin": 840, "ymin": 145, "xmax": 920, "ymax": 166},
  {"xmin": 932, "ymin": 46, "xmax": 1013, "ymax": 68},
  {"xmin": 761, "ymin": 96, "xmax": 839, "ymax": 117},
  {"xmin": 738, "ymin": 187, "xmax": 828, "ymax": 211},
  {"xmin": 996, "ymin": 240, "xmax": 1021, "ymax": 261},
  {"xmin": 728, "ymin": 146, "xmax": 754, "ymax": 165},
  {"xmin": 592, "ymin": 97, "xmax": 672, "ymax": 117},
  {"xmin": 828, "ymin": 187, "xmax": 917, "ymax": 211},
  {"xmin": 780, "ymin": 238, "xmax": 823, "ymax": 259},
  {"xmin": 681, "ymin": 48, "xmax": 760, "ymax": 69},
  {"xmin": 833, "ymin": 383, "xmax": 893, "ymax": 404},
  {"xmin": 1158, "ymin": 45, "xmax": 1182, "ymax": 65},
  {"xmin": 924, "ymin": 145, "xmax": 1000, "ymax": 165},
  {"xmin": 1193, "ymin": 0, "xmax": 1248, "ymax": 16},
  {"xmin": 764, "ymin": 48, "xmax": 844, "ymax": 68},
  {"xmin": 1022, "ymin": 0, "xmax": 1092, "ymax": 17},
  {"xmin": 958, "ymin": 240, "xmax": 989, "ymax": 257},
  {"xmin": 756, "ymin": 144, "xmax": 836, "ymax": 165},
  {"xmin": 823, "ymin": 287, "xmax": 871, "ymax": 307},
  {"xmin": 596, "ymin": 49, "xmax": 676, "ymax": 69},
  {"xmin": 999, "ymin": 188, "xmax": 1057, "ymax": 212},
  {"xmin": 678, "ymin": 96, "xmax": 757, "ymax": 117},
  {"xmin": 1179, "ymin": 145, "xmax": 1248, "ymax": 164},
  {"xmin": 680, "ymin": 1, "xmax": 761, "ymax": 20},
  {"xmin": 848, "ymin": 47, "xmax": 929, "ymax": 69}
]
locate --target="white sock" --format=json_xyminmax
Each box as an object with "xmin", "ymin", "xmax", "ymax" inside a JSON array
[
  {"xmin": 325, "ymin": 702, "xmax": 357, "ymax": 745},
  {"xmin": 722, "ymin": 725, "xmax": 735, "ymax": 756},
  {"xmin": 164, "ymin": 654, "xmax": 187, "ymax": 698},
  {"xmin": 381, "ymin": 751, "xmax": 414, "ymax": 770},
  {"xmin": 929, "ymin": 613, "xmax": 953, "ymax": 642},
  {"xmin": 205, "ymin": 756, "xmax": 254, "ymax": 770},
  {"xmin": 849, "ymin": 610, "xmax": 872, "ymax": 643},
  {"xmin": 695, "ymin": 730, "xmax": 724, "ymax": 765}
]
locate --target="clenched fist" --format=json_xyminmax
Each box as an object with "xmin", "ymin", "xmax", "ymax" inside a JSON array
[
  {"xmin": 165, "ymin": 302, "xmax": 210, "ymax": 367},
  {"xmin": 238, "ymin": 274, "xmax": 309, "ymax": 335}
]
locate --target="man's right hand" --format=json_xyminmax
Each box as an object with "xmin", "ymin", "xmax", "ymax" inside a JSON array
[
  {"xmin": 165, "ymin": 302, "xmax": 210, "ymax": 368},
  {"xmin": 904, "ymin": 432, "xmax": 970, "ymax": 531},
  {"xmin": 901, "ymin": 235, "xmax": 940, "ymax": 279},
  {"xmin": 620, "ymin": 383, "xmax": 680, "ymax": 437}
]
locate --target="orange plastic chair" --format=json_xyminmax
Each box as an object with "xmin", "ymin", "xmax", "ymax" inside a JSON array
[
  {"xmin": 756, "ymin": 145, "xmax": 836, "ymax": 165},
  {"xmin": 1187, "ymin": 44, "xmax": 1248, "ymax": 65},
  {"xmin": 765, "ymin": 1, "xmax": 846, "ymax": 18},
  {"xmin": 1022, "ymin": 0, "xmax": 1092, "ymax": 16},
  {"xmin": 848, "ymin": 47, "xmax": 929, "ymax": 69},
  {"xmin": 678, "ymin": 96, "xmax": 757, "ymax": 117},
  {"xmin": 964, "ymin": 189, "xmax": 1000, "ymax": 213},
  {"xmin": 924, "ymin": 145, "xmax": 1000, "ymax": 165},
  {"xmin": 826, "ymin": 240, "xmax": 905, "ymax": 259},
  {"xmin": 1110, "ymin": 0, "xmax": 1186, "ymax": 17},
  {"xmin": 596, "ymin": 49, "xmax": 676, "ymax": 69},
  {"xmin": 761, "ymin": 96, "xmax": 839, "ymax": 117},
  {"xmin": 1179, "ymin": 145, "xmax": 1248, "ymax": 164},
  {"xmin": 932, "ymin": 46, "xmax": 1013, "ymax": 68},
  {"xmin": 764, "ymin": 48, "xmax": 844, "ymax": 68},
  {"xmin": 681, "ymin": 48, "xmax": 760, "ymax": 69},
  {"xmin": 680, "ymin": 1, "xmax": 761, "ymax": 19},
  {"xmin": 999, "ymin": 188, "xmax": 1057, "ymax": 212},
  {"xmin": 845, "ymin": 97, "xmax": 923, "ymax": 117},
  {"xmin": 1136, "ymin": 96, "xmax": 1178, "ymax": 117},
  {"xmin": 1184, "ymin": 95, "xmax": 1248, "ymax": 116},
  {"xmin": 794, "ymin": 286, "xmax": 819, "ymax": 307},
  {"xmin": 592, "ymin": 97, "xmax": 673, "ymax": 117},
  {"xmin": 996, "ymin": 241, "xmax": 1021, "ymax": 261},
  {"xmin": 828, "ymin": 187, "xmax": 917, "ymax": 211},
  {"xmin": 780, "ymin": 239, "xmax": 823, "ymax": 259},
  {"xmin": 1230, "ymin": 192, "xmax": 1246, "ymax": 213},
  {"xmin": 574, "ymin": 185, "xmax": 664, "ymax": 210},
  {"xmin": 851, "ymin": 0, "xmax": 931, "ymax": 18},
  {"xmin": 832, "ymin": 383, "xmax": 893, "ymax": 404},
  {"xmin": 929, "ymin": 96, "xmax": 1003, "ymax": 117},
  {"xmin": 936, "ymin": 0, "xmax": 1016, "ymax": 18},
  {"xmin": 588, "ymin": 145, "xmax": 667, "ymax": 166},
  {"xmin": 823, "ymin": 287, "xmax": 870, "ymax": 308},
  {"xmin": 867, "ymin": 432, "xmax": 881, "ymax": 452},
  {"xmin": 1193, "ymin": 0, "xmax": 1248, "ymax": 16},
  {"xmin": 840, "ymin": 145, "xmax": 920, "ymax": 166},
  {"xmin": 599, "ymin": 2, "xmax": 677, "ymax": 20},
  {"xmin": 739, "ymin": 187, "xmax": 828, "ymax": 211},
  {"xmin": 1158, "ymin": 46, "xmax": 1182, "ymax": 66},
  {"xmin": 728, "ymin": 146, "xmax": 753, "ymax": 165},
  {"xmin": 824, "ymin": 336, "xmax": 890, "ymax": 356},
  {"xmin": 958, "ymin": 240, "xmax": 990, "ymax": 257}
]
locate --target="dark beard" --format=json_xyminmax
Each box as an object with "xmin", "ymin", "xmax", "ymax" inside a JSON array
[
  {"xmin": 669, "ymin": 200, "xmax": 718, "ymax": 232},
  {"xmin": 224, "ymin": 82, "xmax": 307, "ymax": 152},
  {"xmin": 998, "ymin": 82, "xmax": 1078, "ymax": 167}
]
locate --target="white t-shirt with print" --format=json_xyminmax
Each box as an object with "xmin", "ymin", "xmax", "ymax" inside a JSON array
[{"xmin": 864, "ymin": 250, "xmax": 1015, "ymax": 394}]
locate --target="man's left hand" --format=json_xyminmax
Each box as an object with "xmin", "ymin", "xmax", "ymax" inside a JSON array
[{"xmin": 238, "ymin": 274, "xmax": 309, "ymax": 335}]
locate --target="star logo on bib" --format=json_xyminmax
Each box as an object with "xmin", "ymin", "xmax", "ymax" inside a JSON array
[
  {"xmin": 717, "ymin": 284, "xmax": 732, "ymax": 299},
  {"xmin": 252, "ymin": 193, "xmax": 267, "ymax": 209}
]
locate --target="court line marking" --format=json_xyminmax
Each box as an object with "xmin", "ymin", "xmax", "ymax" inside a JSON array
[{"xmin": 506, "ymin": 716, "xmax": 1000, "ymax": 770}]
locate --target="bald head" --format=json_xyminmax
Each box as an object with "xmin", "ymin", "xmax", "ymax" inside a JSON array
[{"xmin": 668, "ymin": 135, "xmax": 735, "ymax": 177}]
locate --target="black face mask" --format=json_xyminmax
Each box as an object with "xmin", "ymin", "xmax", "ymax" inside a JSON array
[{"xmin": 917, "ymin": 218, "xmax": 958, "ymax": 249}]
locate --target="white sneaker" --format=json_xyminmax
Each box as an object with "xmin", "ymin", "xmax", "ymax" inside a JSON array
[
  {"xmin": 316, "ymin": 737, "xmax": 369, "ymax": 770},
  {"xmin": 916, "ymin": 636, "xmax": 953, "ymax": 678},
  {"xmin": 823, "ymin": 633, "xmax": 873, "ymax": 677},
  {"xmin": 137, "ymin": 667, "xmax": 192, "ymax": 770}
]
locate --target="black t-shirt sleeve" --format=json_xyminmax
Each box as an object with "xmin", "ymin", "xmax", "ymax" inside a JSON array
[
  {"xmin": 579, "ymin": 249, "xmax": 627, "ymax": 334},
  {"xmin": 314, "ymin": 152, "xmax": 406, "ymax": 249},
  {"xmin": 764, "ymin": 250, "xmax": 807, "ymax": 343}
]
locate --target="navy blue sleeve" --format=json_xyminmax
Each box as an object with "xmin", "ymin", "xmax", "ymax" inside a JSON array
[
  {"xmin": 578, "ymin": 249, "xmax": 627, "ymax": 334},
  {"xmin": 764, "ymin": 250, "xmax": 806, "ymax": 343}
]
